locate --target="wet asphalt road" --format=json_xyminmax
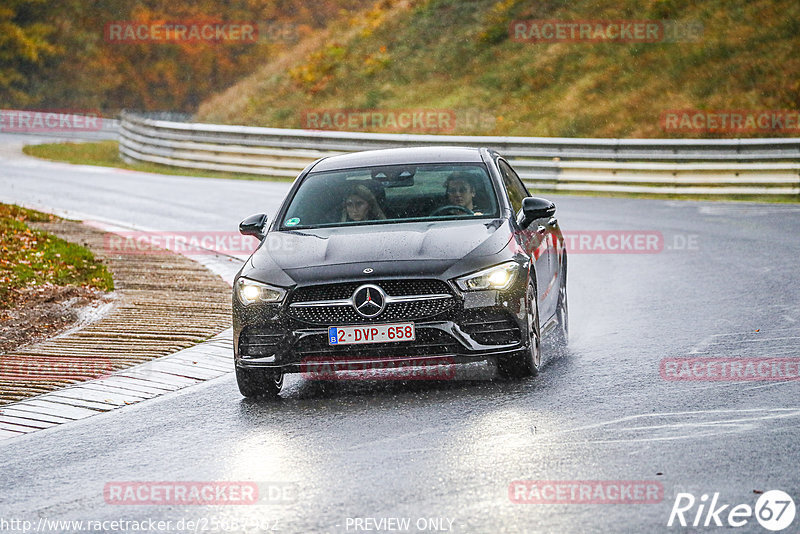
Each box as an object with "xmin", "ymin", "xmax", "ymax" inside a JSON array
[{"xmin": 1, "ymin": 134, "xmax": 800, "ymax": 533}]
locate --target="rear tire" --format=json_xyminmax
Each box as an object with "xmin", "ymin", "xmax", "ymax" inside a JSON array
[
  {"xmin": 499, "ymin": 283, "xmax": 541, "ymax": 379},
  {"xmin": 235, "ymin": 366, "xmax": 284, "ymax": 398}
]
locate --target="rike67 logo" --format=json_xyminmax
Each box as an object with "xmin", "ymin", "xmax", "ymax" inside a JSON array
[{"xmin": 668, "ymin": 490, "xmax": 796, "ymax": 531}]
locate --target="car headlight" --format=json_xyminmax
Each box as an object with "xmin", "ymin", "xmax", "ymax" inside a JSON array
[
  {"xmin": 455, "ymin": 261, "xmax": 519, "ymax": 291},
  {"xmin": 236, "ymin": 278, "xmax": 287, "ymax": 305}
]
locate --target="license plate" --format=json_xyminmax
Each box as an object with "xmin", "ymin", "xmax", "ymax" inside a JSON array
[{"xmin": 328, "ymin": 323, "xmax": 415, "ymax": 345}]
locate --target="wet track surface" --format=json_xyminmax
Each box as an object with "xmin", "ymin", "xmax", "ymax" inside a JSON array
[{"xmin": 2, "ymin": 134, "xmax": 800, "ymax": 532}]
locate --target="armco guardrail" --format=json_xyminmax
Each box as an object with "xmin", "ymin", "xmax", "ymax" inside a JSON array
[{"xmin": 119, "ymin": 111, "xmax": 800, "ymax": 196}]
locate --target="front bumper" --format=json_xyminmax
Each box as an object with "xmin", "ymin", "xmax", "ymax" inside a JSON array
[{"xmin": 233, "ymin": 280, "xmax": 531, "ymax": 374}]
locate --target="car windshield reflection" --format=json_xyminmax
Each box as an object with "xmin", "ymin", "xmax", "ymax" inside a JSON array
[{"xmin": 280, "ymin": 163, "xmax": 500, "ymax": 230}]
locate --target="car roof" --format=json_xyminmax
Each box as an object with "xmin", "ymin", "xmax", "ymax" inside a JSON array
[{"xmin": 309, "ymin": 146, "xmax": 486, "ymax": 172}]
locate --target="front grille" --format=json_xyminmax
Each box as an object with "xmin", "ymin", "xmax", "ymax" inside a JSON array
[
  {"xmin": 291, "ymin": 279, "xmax": 451, "ymax": 302},
  {"xmin": 287, "ymin": 279, "xmax": 456, "ymax": 325},
  {"xmin": 239, "ymin": 326, "xmax": 284, "ymax": 357},
  {"xmin": 294, "ymin": 328, "xmax": 460, "ymax": 359},
  {"xmin": 459, "ymin": 310, "xmax": 522, "ymax": 345}
]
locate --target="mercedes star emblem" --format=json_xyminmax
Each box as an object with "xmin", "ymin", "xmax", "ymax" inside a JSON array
[{"xmin": 352, "ymin": 284, "xmax": 386, "ymax": 318}]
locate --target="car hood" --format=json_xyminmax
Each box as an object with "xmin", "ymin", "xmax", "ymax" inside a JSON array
[{"xmin": 244, "ymin": 219, "xmax": 514, "ymax": 286}]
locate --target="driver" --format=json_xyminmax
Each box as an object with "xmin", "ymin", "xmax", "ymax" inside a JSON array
[{"xmin": 441, "ymin": 173, "xmax": 482, "ymax": 215}]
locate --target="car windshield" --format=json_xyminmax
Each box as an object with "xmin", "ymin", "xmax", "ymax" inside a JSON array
[{"xmin": 280, "ymin": 163, "xmax": 499, "ymax": 229}]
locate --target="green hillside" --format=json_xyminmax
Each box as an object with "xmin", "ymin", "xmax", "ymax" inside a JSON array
[{"xmin": 196, "ymin": 0, "xmax": 800, "ymax": 138}]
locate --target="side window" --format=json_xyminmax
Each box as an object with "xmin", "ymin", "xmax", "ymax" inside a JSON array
[{"xmin": 498, "ymin": 160, "xmax": 529, "ymax": 214}]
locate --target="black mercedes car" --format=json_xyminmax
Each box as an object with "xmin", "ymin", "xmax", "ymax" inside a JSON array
[{"xmin": 233, "ymin": 146, "xmax": 568, "ymax": 397}]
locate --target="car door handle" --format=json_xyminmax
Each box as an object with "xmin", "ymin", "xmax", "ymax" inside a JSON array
[
  {"xmin": 536, "ymin": 225, "xmax": 546, "ymax": 234},
  {"xmin": 547, "ymin": 217, "xmax": 558, "ymax": 226}
]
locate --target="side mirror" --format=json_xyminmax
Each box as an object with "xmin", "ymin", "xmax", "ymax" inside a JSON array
[
  {"xmin": 519, "ymin": 197, "xmax": 556, "ymax": 229},
  {"xmin": 239, "ymin": 213, "xmax": 268, "ymax": 240}
]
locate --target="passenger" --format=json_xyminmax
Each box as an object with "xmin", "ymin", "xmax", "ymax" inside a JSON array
[{"xmin": 341, "ymin": 184, "xmax": 387, "ymax": 222}]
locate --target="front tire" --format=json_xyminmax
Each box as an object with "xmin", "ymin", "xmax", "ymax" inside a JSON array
[
  {"xmin": 499, "ymin": 283, "xmax": 541, "ymax": 379},
  {"xmin": 236, "ymin": 366, "xmax": 284, "ymax": 398}
]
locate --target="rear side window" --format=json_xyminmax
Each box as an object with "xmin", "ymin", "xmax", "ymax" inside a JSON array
[{"xmin": 498, "ymin": 160, "xmax": 529, "ymax": 214}]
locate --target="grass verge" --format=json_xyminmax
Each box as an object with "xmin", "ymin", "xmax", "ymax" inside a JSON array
[
  {"xmin": 22, "ymin": 141, "xmax": 292, "ymax": 182},
  {"xmin": 0, "ymin": 204, "xmax": 114, "ymax": 309}
]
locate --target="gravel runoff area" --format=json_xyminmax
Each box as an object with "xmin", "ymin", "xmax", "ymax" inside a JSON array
[{"xmin": 0, "ymin": 219, "xmax": 232, "ymax": 405}]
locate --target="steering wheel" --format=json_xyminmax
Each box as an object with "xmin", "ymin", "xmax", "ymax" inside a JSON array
[{"xmin": 430, "ymin": 205, "xmax": 475, "ymax": 216}]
